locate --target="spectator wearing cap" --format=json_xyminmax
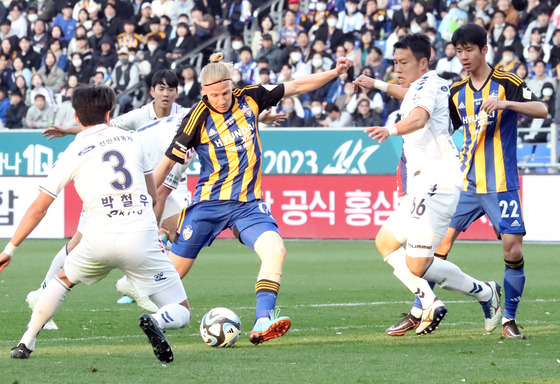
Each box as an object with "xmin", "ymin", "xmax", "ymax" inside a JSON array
[
  {"xmin": 117, "ymin": 20, "xmax": 143, "ymax": 50},
  {"xmin": 136, "ymin": 2, "xmax": 154, "ymax": 35},
  {"xmin": 31, "ymin": 19, "xmax": 49, "ymax": 53},
  {"xmin": 89, "ymin": 20, "xmax": 107, "ymax": 52},
  {"xmin": 256, "ymin": 33, "xmax": 282, "ymax": 72},
  {"xmin": 287, "ymin": 0, "xmax": 308, "ymax": 28},
  {"xmin": 94, "ymin": 36, "xmax": 118, "ymax": 71},
  {"xmin": 37, "ymin": 51, "xmax": 66, "ymax": 93},
  {"xmin": 8, "ymin": 3, "xmax": 27, "ymax": 39},
  {"xmin": 25, "ymin": 93, "xmax": 54, "ymax": 129},
  {"xmin": 167, "ymin": 22, "xmax": 198, "ymax": 60},
  {"xmin": 279, "ymin": 10, "xmax": 305, "ymax": 47},
  {"xmin": 103, "ymin": 2, "xmax": 123, "ymax": 39},
  {"xmin": 523, "ymin": 8, "xmax": 555, "ymax": 48},
  {"xmin": 53, "ymin": 2, "xmax": 77, "ymax": 42},
  {"xmin": 252, "ymin": 16, "xmax": 278, "ymax": 58},
  {"xmin": 111, "ymin": 47, "xmax": 140, "ymax": 112},
  {"xmin": 73, "ymin": 0, "xmax": 100, "ymax": 20},
  {"xmin": 5, "ymin": 89, "xmax": 28, "ymax": 128}
]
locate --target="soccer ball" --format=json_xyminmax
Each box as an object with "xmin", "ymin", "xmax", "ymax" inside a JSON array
[{"xmin": 200, "ymin": 307, "xmax": 241, "ymax": 347}]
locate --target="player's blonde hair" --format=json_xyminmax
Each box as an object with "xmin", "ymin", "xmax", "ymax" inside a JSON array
[{"xmin": 200, "ymin": 52, "xmax": 234, "ymax": 86}]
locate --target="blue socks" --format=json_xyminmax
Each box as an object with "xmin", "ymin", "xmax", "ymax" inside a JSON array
[
  {"xmin": 503, "ymin": 266, "xmax": 525, "ymax": 319},
  {"xmin": 255, "ymin": 280, "xmax": 280, "ymax": 323}
]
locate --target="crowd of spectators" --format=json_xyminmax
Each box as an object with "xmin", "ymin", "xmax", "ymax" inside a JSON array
[{"xmin": 0, "ymin": 0, "xmax": 558, "ymax": 134}]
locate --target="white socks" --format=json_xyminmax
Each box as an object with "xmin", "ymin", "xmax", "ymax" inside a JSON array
[
  {"xmin": 20, "ymin": 276, "xmax": 70, "ymax": 350},
  {"xmin": 423, "ymin": 257, "xmax": 491, "ymax": 301},
  {"xmin": 153, "ymin": 303, "xmax": 190, "ymax": 330},
  {"xmin": 385, "ymin": 248, "xmax": 437, "ymax": 309},
  {"xmin": 41, "ymin": 245, "xmax": 68, "ymax": 288}
]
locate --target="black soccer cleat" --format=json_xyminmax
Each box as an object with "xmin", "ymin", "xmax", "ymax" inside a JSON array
[
  {"xmin": 502, "ymin": 319, "xmax": 524, "ymax": 339},
  {"xmin": 139, "ymin": 314, "xmax": 174, "ymax": 363},
  {"xmin": 386, "ymin": 313, "xmax": 421, "ymax": 336},
  {"xmin": 10, "ymin": 343, "xmax": 32, "ymax": 359}
]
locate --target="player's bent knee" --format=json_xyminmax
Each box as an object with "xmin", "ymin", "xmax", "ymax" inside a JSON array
[{"xmin": 405, "ymin": 256, "xmax": 432, "ymax": 277}]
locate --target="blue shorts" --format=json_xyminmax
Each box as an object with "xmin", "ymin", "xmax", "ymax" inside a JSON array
[
  {"xmin": 171, "ymin": 199, "xmax": 279, "ymax": 259},
  {"xmin": 449, "ymin": 190, "xmax": 525, "ymax": 236}
]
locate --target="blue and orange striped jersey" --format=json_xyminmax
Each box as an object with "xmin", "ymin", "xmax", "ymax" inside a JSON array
[
  {"xmin": 449, "ymin": 68, "xmax": 540, "ymax": 193},
  {"xmin": 165, "ymin": 84, "xmax": 285, "ymax": 203}
]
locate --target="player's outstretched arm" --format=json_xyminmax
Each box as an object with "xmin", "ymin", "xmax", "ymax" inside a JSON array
[
  {"xmin": 42, "ymin": 125, "xmax": 82, "ymax": 140},
  {"xmin": 481, "ymin": 99, "xmax": 548, "ymax": 119},
  {"xmin": 364, "ymin": 107, "xmax": 429, "ymax": 144},
  {"xmin": 283, "ymin": 57, "xmax": 352, "ymax": 98},
  {"xmin": 154, "ymin": 156, "xmax": 176, "ymax": 188},
  {"xmin": 0, "ymin": 192, "xmax": 55, "ymax": 273},
  {"xmin": 353, "ymin": 75, "xmax": 408, "ymax": 101}
]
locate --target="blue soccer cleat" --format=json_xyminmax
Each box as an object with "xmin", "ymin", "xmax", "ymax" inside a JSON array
[{"xmin": 249, "ymin": 308, "xmax": 291, "ymax": 345}]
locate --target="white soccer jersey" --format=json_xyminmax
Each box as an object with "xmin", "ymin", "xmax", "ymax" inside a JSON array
[
  {"xmin": 134, "ymin": 113, "xmax": 197, "ymax": 190},
  {"xmin": 39, "ymin": 125, "xmax": 157, "ymax": 232},
  {"xmin": 110, "ymin": 101, "xmax": 188, "ymax": 131},
  {"xmin": 399, "ymin": 71, "xmax": 463, "ymax": 195}
]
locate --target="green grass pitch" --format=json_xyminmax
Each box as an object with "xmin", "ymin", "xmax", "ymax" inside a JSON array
[{"xmin": 0, "ymin": 239, "xmax": 559, "ymax": 384}]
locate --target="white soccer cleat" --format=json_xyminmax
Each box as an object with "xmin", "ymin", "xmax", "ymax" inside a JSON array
[
  {"xmin": 416, "ymin": 298, "xmax": 447, "ymax": 335},
  {"xmin": 479, "ymin": 281, "xmax": 503, "ymax": 332},
  {"xmin": 26, "ymin": 288, "xmax": 59, "ymax": 331},
  {"xmin": 116, "ymin": 276, "xmax": 158, "ymax": 313}
]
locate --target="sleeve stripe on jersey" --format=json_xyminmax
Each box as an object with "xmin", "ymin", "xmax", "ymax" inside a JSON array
[
  {"xmin": 233, "ymin": 85, "xmax": 259, "ymax": 97},
  {"xmin": 38, "ymin": 186, "xmax": 57, "ymax": 199},
  {"xmin": 144, "ymin": 169, "xmax": 153, "ymax": 174},
  {"xmin": 183, "ymin": 103, "xmax": 207, "ymax": 135},
  {"xmin": 450, "ymin": 78, "xmax": 468, "ymax": 91},
  {"xmin": 493, "ymin": 71, "xmax": 522, "ymax": 86}
]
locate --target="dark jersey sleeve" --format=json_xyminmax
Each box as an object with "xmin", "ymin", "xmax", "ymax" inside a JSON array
[
  {"xmin": 506, "ymin": 76, "xmax": 541, "ymax": 103},
  {"xmin": 164, "ymin": 104, "xmax": 206, "ymax": 163},
  {"xmin": 448, "ymin": 95, "xmax": 463, "ymax": 131},
  {"xmin": 241, "ymin": 83, "xmax": 285, "ymax": 111}
]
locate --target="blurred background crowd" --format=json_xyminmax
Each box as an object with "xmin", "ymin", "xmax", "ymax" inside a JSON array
[{"xmin": 0, "ymin": 0, "xmax": 557, "ymax": 141}]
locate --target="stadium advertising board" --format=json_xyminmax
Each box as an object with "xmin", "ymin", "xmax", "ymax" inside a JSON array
[
  {"xmin": 187, "ymin": 175, "xmax": 497, "ymax": 240},
  {"xmin": 0, "ymin": 177, "xmax": 65, "ymax": 239}
]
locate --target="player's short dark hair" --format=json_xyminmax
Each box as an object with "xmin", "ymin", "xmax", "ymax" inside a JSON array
[
  {"xmin": 151, "ymin": 69, "xmax": 179, "ymax": 89},
  {"xmin": 451, "ymin": 23, "xmax": 487, "ymax": 50},
  {"xmin": 72, "ymin": 85, "xmax": 116, "ymax": 126},
  {"xmin": 394, "ymin": 33, "xmax": 431, "ymax": 62}
]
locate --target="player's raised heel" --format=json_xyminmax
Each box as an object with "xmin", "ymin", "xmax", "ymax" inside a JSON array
[
  {"xmin": 501, "ymin": 319, "xmax": 523, "ymax": 339},
  {"xmin": 479, "ymin": 281, "xmax": 502, "ymax": 332},
  {"xmin": 10, "ymin": 343, "xmax": 32, "ymax": 359},
  {"xmin": 139, "ymin": 314, "xmax": 173, "ymax": 363},
  {"xmin": 249, "ymin": 309, "xmax": 291, "ymax": 345},
  {"xmin": 416, "ymin": 299, "xmax": 447, "ymax": 335},
  {"xmin": 386, "ymin": 313, "xmax": 421, "ymax": 336},
  {"xmin": 116, "ymin": 277, "xmax": 158, "ymax": 313}
]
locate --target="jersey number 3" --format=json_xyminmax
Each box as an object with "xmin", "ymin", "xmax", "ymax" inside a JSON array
[{"xmin": 103, "ymin": 150, "xmax": 132, "ymax": 190}]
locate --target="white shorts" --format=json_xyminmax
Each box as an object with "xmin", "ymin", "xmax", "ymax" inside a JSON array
[
  {"xmin": 64, "ymin": 229, "xmax": 184, "ymax": 299},
  {"xmin": 383, "ymin": 188, "xmax": 460, "ymax": 258}
]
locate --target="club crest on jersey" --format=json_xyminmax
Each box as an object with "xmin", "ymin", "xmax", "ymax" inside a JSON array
[
  {"xmin": 78, "ymin": 145, "xmax": 95, "ymax": 156},
  {"xmin": 182, "ymin": 225, "xmax": 193, "ymax": 240},
  {"xmin": 241, "ymin": 105, "xmax": 253, "ymax": 118}
]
